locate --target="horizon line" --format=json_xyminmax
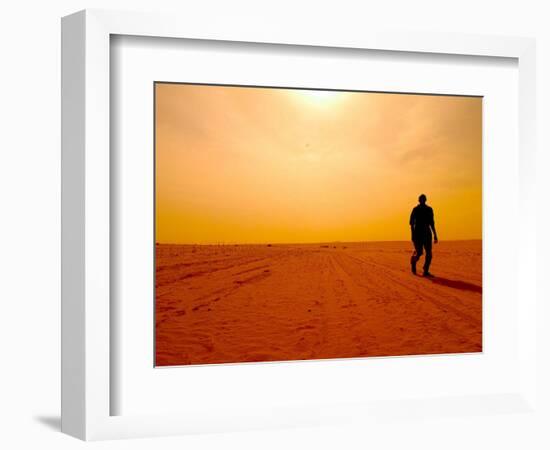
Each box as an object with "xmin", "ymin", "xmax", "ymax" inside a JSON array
[{"xmin": 156, "ymin": 238, "xmax": 482, "ymax": 246}]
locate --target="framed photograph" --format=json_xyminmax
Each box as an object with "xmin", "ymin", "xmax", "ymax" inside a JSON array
[
  {"xmin": 153, "ymin": 82, "xmax": 483, "ymax": 367},
  {"xmin": 61, "ymin": 9, "xmax": 538, "ymax": 441}
]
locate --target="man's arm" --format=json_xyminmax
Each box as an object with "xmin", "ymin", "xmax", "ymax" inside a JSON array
[
  {"xmin": 430, "ymin": 209, "xmax": 438, "ymax": 243},
  {"xmin": 409, "ymin": 209, "xmax": 415, "ymax": 241}
]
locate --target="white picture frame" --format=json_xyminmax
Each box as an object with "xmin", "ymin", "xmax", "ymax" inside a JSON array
[{"xmin": 61, "ymin": 9, "xmax": 537, "ymax": 441}]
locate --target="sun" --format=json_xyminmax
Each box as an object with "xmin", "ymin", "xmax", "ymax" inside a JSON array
[{"xmin": 293, "ymin": 89, "xmax": 345, "ymax": 107}]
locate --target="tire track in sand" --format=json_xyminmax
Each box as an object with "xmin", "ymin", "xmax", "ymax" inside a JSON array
[
  {"xmin": 329, "ymin": 251, "xmax": 481, "ymax": 352},
  {"xmin": 336, "ymin": 252, "xmax": 481, "ymax": 328},
  {"xmin": 156, "ymin": 250, "xmax": 295, "ymax": 325}
]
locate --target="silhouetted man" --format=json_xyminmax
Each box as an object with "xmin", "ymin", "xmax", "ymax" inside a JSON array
[{"xmin": 409, "ymin": 194, "xmax": 438, "ymax": 277}]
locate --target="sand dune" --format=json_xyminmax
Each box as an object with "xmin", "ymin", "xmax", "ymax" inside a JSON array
[{"xmin": 155, "ymin": 240, "xmax": 482, "ymax": 366}]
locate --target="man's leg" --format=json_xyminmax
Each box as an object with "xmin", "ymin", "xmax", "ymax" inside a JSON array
[
  {"xmin": 423, "ymin": 239, "xmax": 432, "ymax": 274},
  {"xmin": 411, "ymin": 240, "xmax": 423, "ymax": 274}
]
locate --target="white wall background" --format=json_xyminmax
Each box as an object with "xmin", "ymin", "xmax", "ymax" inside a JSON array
[{"xmin": 1, "ymin": 1, "xmax": 548, "ymax": 448}]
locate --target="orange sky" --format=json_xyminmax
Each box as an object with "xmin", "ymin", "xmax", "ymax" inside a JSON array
[{"xmin": 155, "ymin": 83, "xmax": 482, "ymax": 244}]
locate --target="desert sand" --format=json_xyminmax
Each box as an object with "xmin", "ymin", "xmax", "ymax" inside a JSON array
[{"xmin": 155, "ymin": 240, "xmax": 482, "ymax": 366}]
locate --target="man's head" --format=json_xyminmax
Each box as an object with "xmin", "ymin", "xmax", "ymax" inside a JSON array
[{"xmin": 418, "ymin": 194, "xmax": 427, "ymax": 205}]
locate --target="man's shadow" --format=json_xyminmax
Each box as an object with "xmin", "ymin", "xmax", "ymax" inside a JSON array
[{"xmin": 427, "ymin": 277, "xmax": 482, "ymax": 294}]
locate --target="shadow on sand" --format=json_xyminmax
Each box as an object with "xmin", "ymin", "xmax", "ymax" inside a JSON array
[{"xmin": 428, "ymin": 277, "xmax": 482, "ymax": 294}]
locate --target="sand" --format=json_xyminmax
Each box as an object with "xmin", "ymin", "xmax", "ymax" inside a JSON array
[{"xmin": 155, "ymin": 240, "xmax": 482, "ymax": 366}]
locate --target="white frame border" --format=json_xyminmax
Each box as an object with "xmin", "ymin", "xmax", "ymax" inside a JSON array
[{"xmin": 61, "ymin": 9, "xmax": 537, "ymax": 441}]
